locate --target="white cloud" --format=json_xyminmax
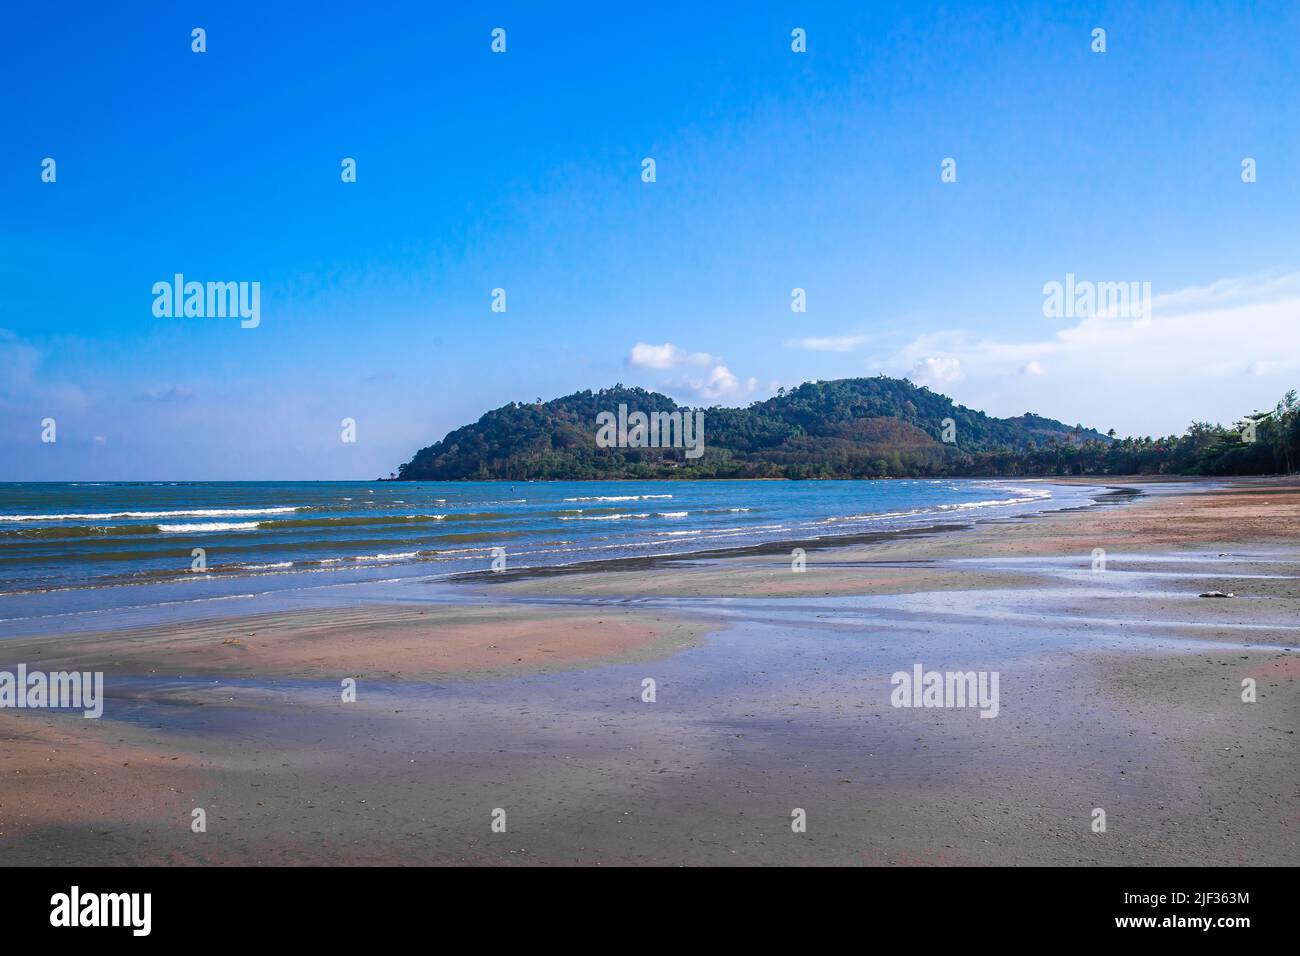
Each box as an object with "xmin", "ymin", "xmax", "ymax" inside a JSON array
[
  {"xmin": 0, "ymin": 329, "xmax": 88, "ymax": 406},
  {"xmin": 627, "ymin": 342, "xmax": 715, "ymax": 369},
  {"xmin": 879, "ymin": 271, "xmax": 1300, "ymax": 435},
  {"xmin": 626, "ymin": 341, "xmax": 758, "ymax": 403},
  {"xmin": 910, "ymin": 356, "xmax": 963, "ymax": 386},
  {"xmin": 0, "ymin": 329, "xmax": 42, "ymax": 393},
  {"xmin": 672, "ymin": 364, "xmax": 759, "ymax": 402},
  {"xmin": 784, "ymin": 334, "xmax": 873, "ymax": 352}
]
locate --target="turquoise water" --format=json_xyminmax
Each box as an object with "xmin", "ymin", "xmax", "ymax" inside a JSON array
[{"xmin": 0, "ymin": 479, "xmax": 1100, "ymax": 630}]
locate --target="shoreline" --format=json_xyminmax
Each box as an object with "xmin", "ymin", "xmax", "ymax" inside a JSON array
[
  {"xmin": 458, "ymin": 484, "xmax": 1147, "ymax": 583},
  {"xmin": 1, "ymin": 476, "xmax": 1297, "ymax": 865},
  {"xmin": 0, "ymin": 477, "xmax": 1101, "ymax": 637}
]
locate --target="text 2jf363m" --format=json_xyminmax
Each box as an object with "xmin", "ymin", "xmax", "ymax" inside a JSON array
[{"xmin": 1192, "ymin": 892, "xmax": 1250, "ymax": 906}]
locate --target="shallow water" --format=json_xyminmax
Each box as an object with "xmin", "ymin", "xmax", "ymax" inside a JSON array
[{"xmin": 0, "ymin": 478, "xmax": 1103, "ymax": 632}]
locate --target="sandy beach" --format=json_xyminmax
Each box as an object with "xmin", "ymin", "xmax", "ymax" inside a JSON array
[{"xmin": 2, "ymin": 477, "xmax": 1297, "ymax": 866}]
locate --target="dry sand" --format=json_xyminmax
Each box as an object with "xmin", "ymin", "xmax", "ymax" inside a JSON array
[{"xmin": 1, "ymin": 477, "xmax": 1296, "ymax": 865}]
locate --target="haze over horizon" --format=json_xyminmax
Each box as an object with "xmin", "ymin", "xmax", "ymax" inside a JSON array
[{"xmin": 3, "ymin": 1, "xmax": 1298, "ymax": 480}]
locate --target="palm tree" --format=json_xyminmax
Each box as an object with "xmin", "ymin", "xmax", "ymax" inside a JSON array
[{"xmin": 1274, "ymin": 390, "xmax": 1298, "ymax": 472}]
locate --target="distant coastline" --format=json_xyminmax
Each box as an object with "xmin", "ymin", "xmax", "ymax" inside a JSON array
[{"xmin": 391, "ymin": 378, "xmax": 1300, "ymax": 482}]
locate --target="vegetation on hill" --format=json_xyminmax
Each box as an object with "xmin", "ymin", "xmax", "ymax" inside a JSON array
[{"xmin": 392, "ymin": 377, "xmax": 1299, "ymax": 481}]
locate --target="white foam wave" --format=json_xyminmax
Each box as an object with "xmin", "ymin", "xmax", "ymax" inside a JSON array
[
  {"xmin": 560, "ymin": 512, "xmax": 652, "ymax": 521},
  {"xmin": 820, "ymin": 492, "xmax": 1052, "ymax": 524},
  {"xmin": 562, "ymin": 494, "xmax": 673, "ymax": 502},
  {"xmin": 157, "ymin": 521, "xmax": 261, "ymax": 532},
  {"xmin": 1, "ymin": 507, "xmax": 301, "ymax": 522}
]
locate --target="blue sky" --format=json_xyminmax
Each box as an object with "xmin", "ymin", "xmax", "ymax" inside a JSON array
[{"xmin": 3, "ymin": 1, "xmax": 1299, "ymax": 479}]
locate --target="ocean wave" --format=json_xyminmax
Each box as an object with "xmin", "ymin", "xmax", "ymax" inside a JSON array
[
  {"xmin": 559, "ymin": 510, "xmax": 688, "ymax": 521},
  {"xmin": 0, "ymin": 511, "xmax": 456, "ymax": 539},
  {"xmin": 656, "ymin": 522, "xmax": 787, "ymax": 538},
  {"xmin": 259, "ymin": 514, "xmax": 447, "ymax": 530},
  {"xmin": 0, "ymin": 507, "xmax": 301, "ymax": 522},
  {"xmin": 560, "ymin": 512, "xmax": 651, "ymax": 521},
  {"xmin": 819, "ymin": 508, "xmax": 924, "ymax": 524},
  {"xmin": 0, "ymin": 523, "xmax": 162, "ymax": 540},
  {"xmin": 934, "ymin": 493, "xmax": 1050, "ymax": 510},
  {"xmin": 820, "ymin": 492, "xmax": 1051, "ymax": 524},
  {"xmin": 562, "ymin": 494, "xmax": 673, "ymax": 502},
  {"xmin": 158, "ymin": 522, "xmax": 261, "ymax": 533}
]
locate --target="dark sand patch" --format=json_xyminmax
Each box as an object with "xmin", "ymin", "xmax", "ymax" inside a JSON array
[{"xmin": 1, "ymin": 605, "xmax": 709, "ymax": 682}]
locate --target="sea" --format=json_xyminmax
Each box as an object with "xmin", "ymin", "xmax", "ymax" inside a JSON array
[{"xmin": 0, "ymin": 479, "xmax": 1106, "ymax": 636}]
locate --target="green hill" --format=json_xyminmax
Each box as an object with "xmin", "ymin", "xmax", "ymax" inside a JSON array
[{"xmin": 392, "ymin": 376, "xmax": 1110, "ymax": 480}]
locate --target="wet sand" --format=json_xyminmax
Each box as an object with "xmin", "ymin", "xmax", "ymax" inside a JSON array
[
  {"xmin": 0, "ymin": 605, "xmax": 707, "ymax": 682},
  {"xmin": 1, "ymin": 477, "xmax": 1297, "ymax": 865}
]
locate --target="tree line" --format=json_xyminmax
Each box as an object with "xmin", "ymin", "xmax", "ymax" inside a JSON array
[{"xmin": 392, "ymin": 378, "xmax": 1300, "ymax": 481}]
